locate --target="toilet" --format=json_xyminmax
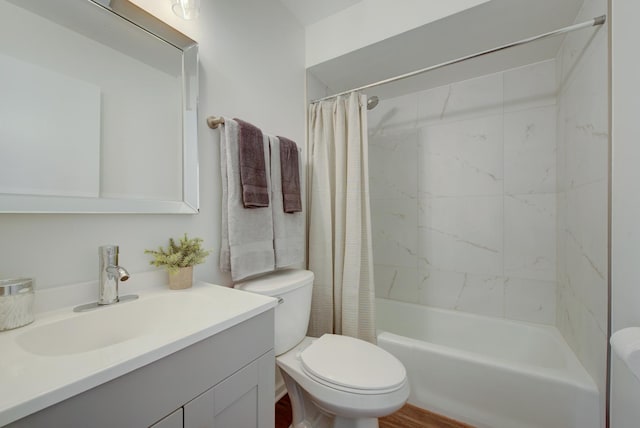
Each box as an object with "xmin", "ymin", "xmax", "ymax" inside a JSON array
[{"xmin": 235, "ymin": 269, "xmax": 409, "ymax": 428}]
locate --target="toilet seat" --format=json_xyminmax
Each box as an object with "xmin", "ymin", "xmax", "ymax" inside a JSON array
[{"xmin": 299, "ymin": 334, "xmax": 406, "ymax": 395}]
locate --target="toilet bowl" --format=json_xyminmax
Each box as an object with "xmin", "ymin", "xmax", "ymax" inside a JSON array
[{"xmin": 235, "ymin": 269, "xmax": 409, "ymax": 428}]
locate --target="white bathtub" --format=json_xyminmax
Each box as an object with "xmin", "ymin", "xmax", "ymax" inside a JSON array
[{"xmin": 375, "ymin": 298, "xmax": 600, "ymax": 428}]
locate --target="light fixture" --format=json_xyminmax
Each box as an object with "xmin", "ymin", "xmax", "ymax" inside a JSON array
[{"xmin": 171, "ymin": 0, "xmax": 200, "ymax": 20}]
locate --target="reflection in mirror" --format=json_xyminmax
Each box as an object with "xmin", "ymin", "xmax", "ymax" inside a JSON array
[{"xmin": 0, "ymin": 0, "xmax": 199, "ymax": 213}]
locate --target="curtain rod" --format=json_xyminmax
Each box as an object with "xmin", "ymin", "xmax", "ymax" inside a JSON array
[{"xmin": 311, "ymin": 15, "xmax": 606, "ymax": 104}]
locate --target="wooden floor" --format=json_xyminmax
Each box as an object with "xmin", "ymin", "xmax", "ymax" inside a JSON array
[{"xmin": 275, "ymin": 395, "xmax": 475, "ymax": 428}]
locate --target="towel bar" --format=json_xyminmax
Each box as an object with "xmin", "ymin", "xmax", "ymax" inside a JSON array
[{"xmin": 206, "ymin": 116, "xmax": 225, "ymax": 129}]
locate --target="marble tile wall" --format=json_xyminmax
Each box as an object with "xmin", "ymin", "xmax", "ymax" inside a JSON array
[
  {"xmin": 368, "ymin": 59, "xmax": 558, "ymax": 325},
  {"xmin": 555, "ymin": 0, "xmax": 608, "ymax": 424},
  {"xmin": 367, "ymin": 2, "xmax": 608, "ymax": 421}
]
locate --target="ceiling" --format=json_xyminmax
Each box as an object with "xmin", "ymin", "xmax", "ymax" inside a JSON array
[
  {"xmin": 278, "ymin": 0, "xmax": 362, "ymax": 26},
  {"xmin": 305, "ymin": 0, "xmax": 591, "ymax": 100}
]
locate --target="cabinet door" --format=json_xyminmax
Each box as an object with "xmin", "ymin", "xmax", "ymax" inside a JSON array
[
  {"xmin": 150, "ymin": 408, "xmax": 183, "ymax": 428},
  {"xmin": 184, "ymin": 351, "xmax": 274, "ymax": 428}
]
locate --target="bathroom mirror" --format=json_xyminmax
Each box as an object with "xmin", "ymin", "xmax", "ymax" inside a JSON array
[{"xmin": 0, "ymin": 0, "xmax": 199, "ymax": 213}]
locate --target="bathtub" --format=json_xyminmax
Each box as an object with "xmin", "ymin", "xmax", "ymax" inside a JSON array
[{"xmin": 375, "ymin": 298, "xmax": 600, "ymax": 428}]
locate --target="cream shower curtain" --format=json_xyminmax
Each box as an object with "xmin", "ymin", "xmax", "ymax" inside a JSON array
[{"xmin": 306, "ymin": 92, "xmax": 376, "ymax": 343}]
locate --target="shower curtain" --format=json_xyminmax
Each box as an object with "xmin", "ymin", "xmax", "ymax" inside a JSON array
[{"xmin": 306, "ymin": 92, "xmax": 376, "ymax": 343}]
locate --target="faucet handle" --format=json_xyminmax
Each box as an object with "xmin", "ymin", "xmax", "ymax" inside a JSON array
[
  {"xmin": 99, "ymin": 244, "xmax": 119, "ymax": 253},
  {"xmin": 99, "ymin": 245, "xmax": 119, "ymax": 264}
]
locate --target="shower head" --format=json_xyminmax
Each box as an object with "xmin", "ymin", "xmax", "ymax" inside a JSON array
[{"xmin": 367, "ymin": 96, "xmax": 379, "ymax": 110}]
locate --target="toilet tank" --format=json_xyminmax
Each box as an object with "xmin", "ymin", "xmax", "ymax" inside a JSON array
[{"xmin": 235, "ymin": 269, "xmax": 313, "ymax": 356}]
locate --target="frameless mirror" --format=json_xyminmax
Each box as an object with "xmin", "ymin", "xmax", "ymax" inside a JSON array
[{"xmin": 0, "ymin": 0, "xmax": 199, "ymax": 213}]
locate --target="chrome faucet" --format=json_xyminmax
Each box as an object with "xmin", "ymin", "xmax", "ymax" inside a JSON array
[
  {"xmin": 98, "ymin": 245, "xmax": 129, "ymax": 305},
  {"xmin": 74, "ymin": 245, "xmax": 137, "ymax": 312}
]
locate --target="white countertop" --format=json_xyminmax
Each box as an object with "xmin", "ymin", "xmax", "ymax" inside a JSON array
[{"xmin": 0, "ymin": 280, "xmax": 277, "ymax": 426}]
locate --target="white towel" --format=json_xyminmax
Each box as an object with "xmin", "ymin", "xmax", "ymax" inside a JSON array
[
  {"xmin": 269, "ymin": 136, "xmax": 304, "ymax": 268},
  {"xmin": 220, "ymin": 118, "xmax": 275, "ymax": 281}
]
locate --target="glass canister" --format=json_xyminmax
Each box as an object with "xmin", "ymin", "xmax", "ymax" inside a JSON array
[{"xmin": 0, "ymin": 278, "xmax": 35, "ymax": 331}]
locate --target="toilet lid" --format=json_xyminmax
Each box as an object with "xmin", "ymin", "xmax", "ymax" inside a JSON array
[{"xmin": 300, "ymin": 334, "xmax": 406, "ymax": 394}]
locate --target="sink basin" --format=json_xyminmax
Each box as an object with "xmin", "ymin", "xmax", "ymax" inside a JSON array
[{"xmin": 16, "ymin": 292, "xmax": 229, "ymax": 356}]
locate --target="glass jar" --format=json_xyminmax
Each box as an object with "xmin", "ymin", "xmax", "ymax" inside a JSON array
[{"xmin": 0, "ymin": 278, "xmax": 35, "ymax": 331}]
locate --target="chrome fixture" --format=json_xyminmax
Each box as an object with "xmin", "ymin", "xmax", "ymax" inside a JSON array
[
  {"xmin": 98, "ymin": 245, "xmax": 129, "ymax": 305},
  {"xmin": 367, "ymin": 96, "xmax": 379, "ymax": 110},
  {"xmin": 74, "ymin": 245, "xmax": 137, "ymax": 313}
]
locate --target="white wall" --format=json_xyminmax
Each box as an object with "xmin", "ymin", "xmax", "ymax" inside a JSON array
[
  {"xmin": 554, "ymin": 0, "xmax": 608, "ymax": 425},
  {"xmin": 306, "ymin": 71, "xmax": 331, "ymax": 102},
  {"xmin": 305, "ymin": 0, "xmax": 489, "ymax": 67},
  {"xmin": 368, "ymin": 59, "xmax": 558, "ymax": 324},
  {"xmin": 610, "ymin": 0, "xmax": 640, "ymax": 426},
  {"xmin": 0, "ymin": 0, "xmax": 305, "ymax": 290}
]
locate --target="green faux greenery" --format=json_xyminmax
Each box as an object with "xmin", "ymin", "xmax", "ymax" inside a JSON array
[{"xmin": 145, "ymin": 233, "xmax": 211, "ymax": 274}]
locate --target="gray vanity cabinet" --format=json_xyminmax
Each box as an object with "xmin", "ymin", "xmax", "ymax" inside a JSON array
[
  {"xmin": 150, "ymin": 409, "xmax": 184, "ymax": 428},
  {"xmin": 183, "ymin": 351, "xmax": 274, "ymax": 428},
  {"xmin": 9, "ymin": 310, "xmax": 275, "ymax": 428}
]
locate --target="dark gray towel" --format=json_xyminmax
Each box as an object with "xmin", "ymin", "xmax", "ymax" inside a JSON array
[
  {"xmin": 235, "ymin": 118, "xmax": 269, "ymax": 208},
  {"xmin": 277, "ymin": 136, "xmax": 302, "ymax": 213}
]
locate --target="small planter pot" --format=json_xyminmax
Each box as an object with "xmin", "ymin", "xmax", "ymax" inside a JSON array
[{"xmin": 168, "ymin": 266, "xmax": 193, "ymax": 290}]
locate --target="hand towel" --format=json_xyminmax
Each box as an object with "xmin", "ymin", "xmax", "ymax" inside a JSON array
[
  {"xmin": 234, "ymin": 118, "xmax": 269, "ymax": 208},
  {"xmin": 220, "ymin": 118, "xmax": 275, "ymax": 281},
  {"xmin": 270, "ymin": 136, "xmax": 304, "ymax": 268},
  {"xmin": 277, "ymin": 136, "xmax": 303, "ymax": 213}
]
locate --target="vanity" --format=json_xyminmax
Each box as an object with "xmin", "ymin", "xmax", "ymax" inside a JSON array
[{"xmin": 0, "ymin": 282, "xmax": 277, "ymax": 427}]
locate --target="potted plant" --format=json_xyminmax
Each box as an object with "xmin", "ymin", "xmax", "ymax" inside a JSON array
[{"xmin": 145, "ymin": 233, "xmax": 211, "ymax": 290}]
